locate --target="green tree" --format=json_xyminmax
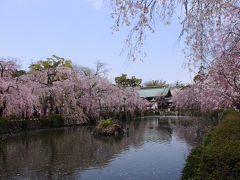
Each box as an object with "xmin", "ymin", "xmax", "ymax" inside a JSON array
[
  {"xmin": 12, "ymin": 70, "xmax": 26, "ymax": 78},
  {"xmin": 144, "ymin": 80, "xmax": 168, "ymax": 87},
  {"xmin": 172, "ymin": 80, "xmax": 186, "ymax": 89},
  {"xmin": 29, "ymin": 55, "xmax": 72, "ymax": 84},
  {"xmin": 115, "ymin": 74, "xmax": 142, "ymax": 87},
  {"xmin": 29, "ymin": 54, "xmax": 72, "ymax": 72}
]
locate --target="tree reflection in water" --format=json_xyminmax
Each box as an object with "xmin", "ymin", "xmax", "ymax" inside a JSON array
[{"xmin": 0, "ymin": 116, "xmax": 216, "ymax": 179}]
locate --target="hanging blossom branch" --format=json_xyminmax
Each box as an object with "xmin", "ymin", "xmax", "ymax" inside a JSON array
[
  {"xmin": 173, "ymin": 7, "xmax": 240, "ymax": 111},
  {"xmin": 110, "ymin": 0, "xmax": 240, "ymax": 69}
]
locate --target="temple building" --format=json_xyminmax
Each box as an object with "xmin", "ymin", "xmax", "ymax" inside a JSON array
[{"xmin": 138, "ymin": 86, "xmax": 173, "ymax": 110}]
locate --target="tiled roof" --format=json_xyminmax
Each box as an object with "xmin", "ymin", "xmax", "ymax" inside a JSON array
[{"xmin": 138, "ymin": 87, "xmax": 171, "ymax": 98}]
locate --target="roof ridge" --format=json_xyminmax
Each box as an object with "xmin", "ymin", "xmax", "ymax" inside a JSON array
[{"xmin": 141, "ymin": 86, "xmax": 169, "ymax": 89}]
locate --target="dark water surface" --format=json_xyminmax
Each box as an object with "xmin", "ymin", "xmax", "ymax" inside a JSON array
[{"xmin": 0, "ymin": 116, "xmax": 216, "ymax": 180}]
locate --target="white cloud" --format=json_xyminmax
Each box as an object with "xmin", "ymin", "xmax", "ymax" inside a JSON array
[{"xmin": 86, "ymin": 0, "xmax": 104, "ymax": 10}]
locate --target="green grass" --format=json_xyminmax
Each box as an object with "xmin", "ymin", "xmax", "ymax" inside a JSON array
[
  {"xmin": 181, "ymin": 110, "xmax": 240, "ymax": 179},
  {"xmin": 99, "ymin": 118, "xmax": 112, "ymax": 129}
]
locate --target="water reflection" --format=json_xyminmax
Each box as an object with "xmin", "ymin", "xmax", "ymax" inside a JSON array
[{"xmin": 0, "ymin": 116, "xmax": 216, "ymax": 180}]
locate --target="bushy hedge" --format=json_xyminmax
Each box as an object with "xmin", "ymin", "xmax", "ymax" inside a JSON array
[{"xmin": 181, "ymin": 110, "xmax": 240, "ymax": 179}]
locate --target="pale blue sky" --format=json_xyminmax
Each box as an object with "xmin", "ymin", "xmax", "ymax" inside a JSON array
[{"xmin": 0, "ymin": 0, "xmax": 193, "ymax": 84}]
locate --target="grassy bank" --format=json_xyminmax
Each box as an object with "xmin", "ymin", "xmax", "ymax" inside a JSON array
[{"xmin": 181, "ymin": 110, "xmax": 240, "ymax": 179}]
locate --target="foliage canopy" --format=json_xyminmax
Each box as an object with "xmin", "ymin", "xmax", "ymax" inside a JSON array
[{"xmin": 115, "ymin": 74, "xmax": 142, "ymax": 87}]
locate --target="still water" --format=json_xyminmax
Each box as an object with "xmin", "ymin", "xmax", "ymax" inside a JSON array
[{"xmin": 0, "ymin": 116, "xmax": 216, "ymax": 180}]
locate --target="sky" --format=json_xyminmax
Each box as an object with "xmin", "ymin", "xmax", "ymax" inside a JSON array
[{"xmin": 0, "ymin": 0, "xmax": 193, "ymax": 84}]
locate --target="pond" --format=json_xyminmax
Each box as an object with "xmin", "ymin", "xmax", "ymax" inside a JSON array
[{"xmin": 0, "ymin": 116, "xmax": 216, "ymax": 180}]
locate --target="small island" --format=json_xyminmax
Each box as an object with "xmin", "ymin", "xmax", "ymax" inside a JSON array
[{"xmin": 93, "ymin": 118, "xmax": 125, "ymax": 136}]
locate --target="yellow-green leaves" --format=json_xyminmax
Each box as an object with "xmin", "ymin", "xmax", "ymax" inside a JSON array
[{"xmin": 29, "ymin": 55, "xmax": 72, "ymax": 71}]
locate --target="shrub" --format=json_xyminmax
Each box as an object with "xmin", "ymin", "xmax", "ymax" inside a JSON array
[
  {"xmin": 0, "ymin": 116, "xmax": 11, "ymax": 121},
  {"xmin": 99, "ymin": 118, "xmax": 112, "ymax": 129},
  {"xmin": 181, "ymin": 110, "xmax": 240, "ymax": 179}
]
